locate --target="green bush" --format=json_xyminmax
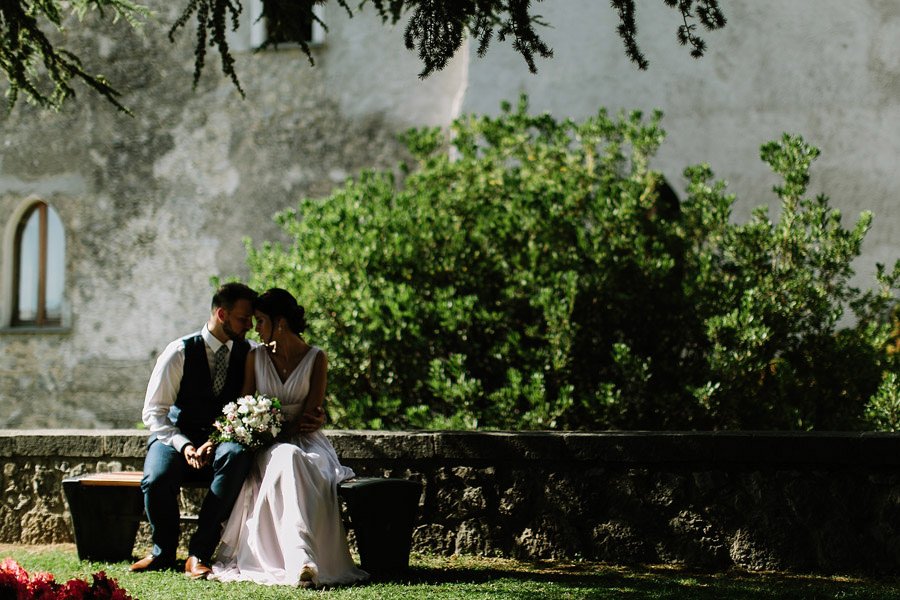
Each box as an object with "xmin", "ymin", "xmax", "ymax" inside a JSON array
[{"xmin": 246, "ymin": 97, "xmax": 900, "ymax": 430}]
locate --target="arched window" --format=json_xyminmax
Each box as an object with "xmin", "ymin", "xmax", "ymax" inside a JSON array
[{"xmin": 12, "ymin": 202, "xmax": 65, "ymax": 326}]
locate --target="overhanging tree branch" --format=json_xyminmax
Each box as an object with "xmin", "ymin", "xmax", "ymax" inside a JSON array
[
  {"xmin": 2, "ymin": 0, "xmax": 727, "ymax": 112},
  {"xmin": 0, "ymin": 0, "xmax": 148, "ymax": 113}
]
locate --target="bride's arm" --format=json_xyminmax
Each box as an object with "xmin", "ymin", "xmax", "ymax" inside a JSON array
[
  {"xmin": 294, "ymin": 351, "xmax": 328, "ymax": 434},
  {"xmin": 305, "ymin": 351, "xmax": 327, "ymax": 413},
  {"xmin": 240, "ymin": 351, "xmax": 257, "ymax": 397}
]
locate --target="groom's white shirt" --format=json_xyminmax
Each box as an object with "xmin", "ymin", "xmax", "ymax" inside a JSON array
[{"xmin": 142, "ymin": 325, "xmax": 234, "ymax": 453}]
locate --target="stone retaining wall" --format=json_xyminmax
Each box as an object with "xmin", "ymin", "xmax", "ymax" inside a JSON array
[{"xmin": 2, "ymin": 430, "xmax": 900, "ymax": 573}]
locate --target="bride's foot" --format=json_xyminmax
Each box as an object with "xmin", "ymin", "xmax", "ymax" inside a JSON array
[{"xmin": 299, "ymin": 564, "xmax": 317, "ymax": 589}]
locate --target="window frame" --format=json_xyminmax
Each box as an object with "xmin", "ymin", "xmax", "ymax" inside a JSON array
[
  {"xmin": 249, "ymin": 0, "xmax": 325, "ymax": 49},
  {"xmin": 10, "ymin": 201, "xmax": 65, "ymax": 328}
]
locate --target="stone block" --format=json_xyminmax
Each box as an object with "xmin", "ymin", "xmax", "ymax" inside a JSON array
[
  {"xmin": 661, "ymin": 510, "xmax": 730, "ymax": 568},
  {"xmin": 101, "ymin": 432, "xmax": 150, "ymax": 457},
  {"xmin": 12, "ymin": 432, "xmax": 110, "ymax": 457},
  {"xmin": 328, "ymin": 430, "xmax": 435, "ymax": 460},
  {"xmin": 648, "ymin": 473, "xmax": 689, "ymax": 509},
  {"xmin": 711, "ymin": 432, "xmax": 862, "ymax": 466},
  {"xmin": 590, "ymin": 520, "xmax": 652, "ymax": 563},
  {"xmin": 498, "ymin": 474, "xmax": 537, "ymax": 517},
  {"xmin": 0, "ymin": 506, "xmax": 22, "ymax": 543},
  {"xmin": 434, "ymin": 431, "xmax": 567, "ymax": 462},
  {"xmin": 20, "ymin": 511, "xmax": 71, "ymax": 544},
  {"xmin": 0, "ymin": 433, "xmax": 19, "ymax": 458},
  {"xmin": 412, "ymin": 523, "xmax": 454, "ymax": 555},
  {"xmin": 562, "ymin": 431, "xmax": 713, "ymax": 465},
  {"xmin": 512, "ymin": 514, "xmax": 581, "ymax": 560},
  {"xmin": 458, "ymin": 487, "xmax": 488, "ymax": 516},
  {"xmin": 454, "ymin": 519, "xmax": 494, "ymax": 555},
  {"xmin": 729, "ymin": 527, "xmax": 792, "ymax": 572}
]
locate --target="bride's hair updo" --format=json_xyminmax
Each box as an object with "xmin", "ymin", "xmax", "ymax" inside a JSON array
[{"xmin": 254, "ymin": 288, "xmax": 307, "ymax": 334}]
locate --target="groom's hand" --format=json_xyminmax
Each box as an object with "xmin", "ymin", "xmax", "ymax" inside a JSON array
[
  {"xmin": 183, "ymin": 443, "xmax": 213, "ymax": 469},
  {"xmin": 183, "ymin": 444, "xmax": 201, "ymax": 469}
]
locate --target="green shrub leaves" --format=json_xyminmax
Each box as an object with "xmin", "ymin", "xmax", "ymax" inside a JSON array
[{"xmin": 247, "ymin": 98, "xmax": 899, "ymax": 430}]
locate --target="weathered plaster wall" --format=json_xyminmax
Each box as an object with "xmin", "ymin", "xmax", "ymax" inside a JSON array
[
  {"xmin": 4, "ymin": 430, "xmax": 900, "ymax": 573},
  {"xmin": 0, "ymin": 3, "xmax": 462, "ymax": 427}
]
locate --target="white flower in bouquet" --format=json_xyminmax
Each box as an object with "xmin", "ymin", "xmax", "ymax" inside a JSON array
[{"xmin": 211, "ymin": 393, "xmax": 284, "ymax": 449}]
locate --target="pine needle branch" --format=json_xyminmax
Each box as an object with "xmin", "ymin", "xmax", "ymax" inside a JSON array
[{"xmin": 0, "ymin": 0, "xmax": 147, "ymax": 112}]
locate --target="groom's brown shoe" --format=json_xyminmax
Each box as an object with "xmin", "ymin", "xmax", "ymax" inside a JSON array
[
  {"xmin": 130, "ymin": 555, "xmax": 174, "ymax": 573},
  {"xmin": 185, "ymin": 556, "xmax": 212, "ymax": 580}
]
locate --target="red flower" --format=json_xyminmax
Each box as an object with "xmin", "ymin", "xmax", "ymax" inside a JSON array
[
  {"xmin": 0, "ymin": 558, "xmax": 29, "ymax": 600},
  {"xmin": 89, "ymin": 572, "xmax": 132, "ymax": 600},
  {"xmin": 0, "ymin": 558, "xmax": 29, "ymax": 583},
  {"xmin": 57, "ymin": 578, "xmax": 91, "ymax": 600},
  {"xmin": 28, "ymin": 571, "xmax": 59, "ymax": 600}
]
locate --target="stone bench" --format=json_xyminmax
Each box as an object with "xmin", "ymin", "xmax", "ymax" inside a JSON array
[{"xmin": 62, "ymin": 471, "xmax": 422, "ymax": 574}]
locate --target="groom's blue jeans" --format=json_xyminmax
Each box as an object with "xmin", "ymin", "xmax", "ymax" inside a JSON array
[{"xmin": 141, "ymin": 438, "xmax": 253, "ymax": 562}]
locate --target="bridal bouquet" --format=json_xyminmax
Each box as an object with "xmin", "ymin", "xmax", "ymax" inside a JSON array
[{"xmin": 211, "ymin": 393, "xmax": 284, "ymax": 449}]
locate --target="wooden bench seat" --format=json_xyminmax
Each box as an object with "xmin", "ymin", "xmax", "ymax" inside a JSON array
[
  {"xmin": 76, "ymin": 471, "xmax": 146, "ymax": 486},
  {"xmin": 63, "ymin": 471, "xmax": 422, "ymax": 574}
]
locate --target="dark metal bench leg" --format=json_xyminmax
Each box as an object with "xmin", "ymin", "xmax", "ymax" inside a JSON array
[
  {"xmin": 339, "ymin": 478, "xmax": 422, "ymax": 575},
  {"xmin": 62, "ymin": 479, "xmax": 144, "ymax": 562}
]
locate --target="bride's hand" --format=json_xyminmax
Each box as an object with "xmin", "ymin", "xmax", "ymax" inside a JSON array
[
  {"xmin": 194, "ymin": 440, "xmax": 215, "ymax": 467},
  {"xmin": 297, "ymin": 407, "xmax": 326, "ymax": 433},
  {"xmin": 183, "ymin": 444, "xmax": 203, "ymax": 469}
]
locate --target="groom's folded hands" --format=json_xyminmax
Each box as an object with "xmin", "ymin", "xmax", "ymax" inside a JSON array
[{"xmin": 183, "ymin": 442, "xmax": 213, "ymax": 469}]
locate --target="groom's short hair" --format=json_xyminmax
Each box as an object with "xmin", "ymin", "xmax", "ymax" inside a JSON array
[{"xmin": 212, "ymin": 282, "xmax": 258, "ymax": 311}]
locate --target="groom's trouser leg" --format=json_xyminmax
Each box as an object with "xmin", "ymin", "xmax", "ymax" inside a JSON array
[
  {"xmin": 141, "ymin": 438, "xmax": 186, "ymax": 561},
  {"xmin": 189, "ymin": 441, "xmax": 253, "ymax": 561}
]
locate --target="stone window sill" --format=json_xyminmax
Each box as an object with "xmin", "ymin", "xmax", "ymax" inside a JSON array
[{"xmin": 0, "ymin": 325, "xmax": 71, "ymax": 335}]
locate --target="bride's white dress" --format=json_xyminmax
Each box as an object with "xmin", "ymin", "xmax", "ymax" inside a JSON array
[{"xmin": 210, "ymin": 346, "xmax": 368, "ymax": 586}]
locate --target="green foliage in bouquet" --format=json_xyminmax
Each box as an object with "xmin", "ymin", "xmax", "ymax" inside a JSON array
[{"xmin": 246, "ymin": 97, "xmax": 900, "ymax": 430}]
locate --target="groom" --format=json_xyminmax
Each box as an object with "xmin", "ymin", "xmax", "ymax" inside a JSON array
[{"xmin": 131, "ymin": 282, "xmax": 258, "ymax": 580}]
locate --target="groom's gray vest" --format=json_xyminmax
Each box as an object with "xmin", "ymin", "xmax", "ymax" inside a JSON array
[{"xmin": 168, "ymin": 334, "xmax": 250, "ymax": 444}]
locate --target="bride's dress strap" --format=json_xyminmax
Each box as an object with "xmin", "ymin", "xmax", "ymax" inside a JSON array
[{"xmin": 300, "ymin": 345, "xmax": 320, "ymax": 369}]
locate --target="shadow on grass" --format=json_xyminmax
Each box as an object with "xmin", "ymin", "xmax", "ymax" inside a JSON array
[{"xmin": 376, "ymin": 561, "xmax": 900, "ymax": 599}]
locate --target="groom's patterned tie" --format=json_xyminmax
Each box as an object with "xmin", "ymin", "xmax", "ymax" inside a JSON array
[{"xmin": 213, "ymin": 345, "xmax": 229, "ymax": 396}]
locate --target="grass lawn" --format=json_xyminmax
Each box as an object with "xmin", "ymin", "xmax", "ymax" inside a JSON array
[{"xmin": 2, "ymin": 544, "xmax": 900, "ymax": 599}]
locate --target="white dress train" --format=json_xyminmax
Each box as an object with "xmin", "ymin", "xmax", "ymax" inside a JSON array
[{"xmin": 210, "ymin": 346, "xmax": 368, "ymax": 586}]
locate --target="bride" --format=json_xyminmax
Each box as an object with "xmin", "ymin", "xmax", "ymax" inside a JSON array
[{"xmin": 209, "ymin": 288, "xmax": 368, "ymax": 587}]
